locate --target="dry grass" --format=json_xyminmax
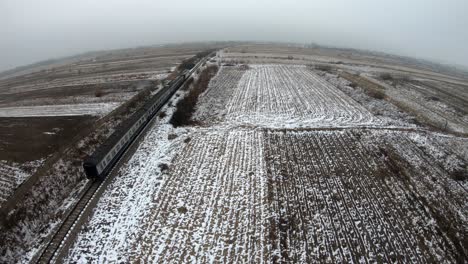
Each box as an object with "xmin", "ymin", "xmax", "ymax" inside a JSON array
[
  {"xmin": 379, "ymin": 72, "xmax": 393, "ymax": 81},
  {"xmin": 365, "ymin": 88, "xmax": 385, "ymax": 100},
  {"xmin": 340, "ymin": 71, "xmax": 386, "ymax": 100},
  {"xmin": 170, "ymin": 65, "xmax": 219, "ymax": 127},
  {"xmin": 315, "ymin": 64, "xmax": 332, "ymax": 72}
]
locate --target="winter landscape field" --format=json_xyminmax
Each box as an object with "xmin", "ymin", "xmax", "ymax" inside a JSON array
[
  {"xmin": 63, "ymin": 48, "xmax": 467, "ymax": 263},
  {"xmin": 0, "ymin": 43, "xmax": 225, "ymax": 262},
  {"xmin": 3, "ymin": 0, "xmax": 468, "ymax": 262},
  {"xmin": 0, "ymin": 44, "xmax": 212, "ymax": 207}
]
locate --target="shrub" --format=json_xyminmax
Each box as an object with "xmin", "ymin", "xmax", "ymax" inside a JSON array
[
  {"xmin": 158, "ymin": 163, "xmax": 169, "ymax": 172},
  {"xmin": 181, "ymin": 77, "xmax": 194, "ymax": 91},
  {"xmin": 170, "ymin": 65, "xmax": 219, "ymax": 127},
  {"xmin": 379, "ymin": 72, "xmax": 393, "ymax": 81},
  {"xmin": 158, "ymin": 111, "xmax": 166, "ymax": 118},
  {"xmin": 94, "ymin": 89, "xmax": 104, "ymax": 97},
  {"xmin": 451, "ymin": 167, "xmax": 467, "ymax": 181},
  {"xmin": 315, "ymin": 64, "xmax": 332, "ymax": 72},
  {"xmin": 177, "ymin": 206, "xmax": 188, "ymax": 213},
  {"xmin": 177, "ymin": 50, "xmax": 214, "ymax": 71},
  {"xmin": 178, "ymin": 58, "xmax": 196, "ymax": 71},
  {"xmin": 365, "ymin": 89, "xmax": 385, "ymax": 100},
  {"xmin": 348, "ymin": 82, "xmax": 357, "ymax": 88}
]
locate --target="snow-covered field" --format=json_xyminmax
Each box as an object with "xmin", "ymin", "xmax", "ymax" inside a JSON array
[
  {"xmin": 265, "ymin": 129, "xmax": 467, "ymax": 262},
  {"xmin": 0, "ymin": 102, "xmax": 121, "ymax": 117},
  {"xmin": 195, "ymin": 65, "xmax": 376, "ymax": 128},
  {"xmin": 65, "ymin": 62, "xmax": 468, "ymax": 262},
  {"xmin": 67, "ymin": 127, "xmax": 467, "ymax": 262},
  {"xmin": 68, "ymin": 129, "xmax": 270, "ymax": 263}
]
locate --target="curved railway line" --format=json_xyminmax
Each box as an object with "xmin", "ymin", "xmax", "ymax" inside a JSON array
[{"xmin": 34, "ymin": 58, "xmax": 207, "ymax": 264}]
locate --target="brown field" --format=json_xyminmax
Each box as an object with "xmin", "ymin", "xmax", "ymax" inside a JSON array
[{"xmin": 0, "ymin": 116, "xmax": 95, "ymax": 162}]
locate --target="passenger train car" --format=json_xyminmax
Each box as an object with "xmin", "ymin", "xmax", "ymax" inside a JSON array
[{"xmin": 83, "ymin": 57, "xmax": 207, "ymax": 180}]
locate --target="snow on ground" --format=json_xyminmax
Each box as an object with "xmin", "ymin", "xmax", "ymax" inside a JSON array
[
  {"xmin": 385, "ymin": 81, "xmax": 468, "ymax": 134},
  {"xmin": 264, "ymin": 129, "xmax": 467, "ymax": 262},
  {"xmin": 323, "ymin": 72, "xmax": 419, "ymax": 127},
  {"xmin": 68, "ymin": 129, "xmax": 269, "ymax": 263},
  {"xmin": 195, "ymin": 65, "xmax": 377, "ymax": 128},
  {"xmin": 67, "ymin": 125, "xmax": 467, "ymax": 262},
  {"xmin": 0, "ymin": 160, "xmax": 44, "ymax": 203},
  {"xmin": 0, "ymin": 102, "xmax": 121, "ymax": 117},
  {"xmin": 194, "ymin": 66, "xmax": 246, "ymax": 123},
  {"xmin": 65, "ymin": 62, "xmax": 468, "ymax": 262},
  {"xmin": 67, "ymin": 124, "xmax": 188, "ymax": 263}
]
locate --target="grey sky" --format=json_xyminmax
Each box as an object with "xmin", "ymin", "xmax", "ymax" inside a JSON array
[{"xmin": 2, "ymin": 0, "xmax": 468, "ymax": 71}]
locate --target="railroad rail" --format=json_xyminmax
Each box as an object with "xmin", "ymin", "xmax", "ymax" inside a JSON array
[{"xmin": 35, "ymin": 58, "xmax": 207, "ymax": 264}]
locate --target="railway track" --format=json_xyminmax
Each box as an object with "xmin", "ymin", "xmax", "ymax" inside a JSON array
[
  {"xmin": 36, "ymin": 181, "xmax": 100, "ymax": 264},
  {"xmin": 35, "ymin": 59, "xmax": 207, "ymax": 264}
]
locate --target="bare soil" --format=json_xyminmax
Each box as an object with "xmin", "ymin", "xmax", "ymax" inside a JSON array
[{"xmin": 0, "ymin": 116, "xmax": 95, "ymax": 162}]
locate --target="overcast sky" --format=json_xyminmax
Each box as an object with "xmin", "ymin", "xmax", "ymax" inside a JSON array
[{"xmin": 2, "ymin": 0, "xmax": 468, "ymax": 71}]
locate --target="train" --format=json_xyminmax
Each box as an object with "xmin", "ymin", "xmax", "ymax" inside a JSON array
[{"xmin": 83, "ymin": 57, "xmax": 207, "ymax": 180}]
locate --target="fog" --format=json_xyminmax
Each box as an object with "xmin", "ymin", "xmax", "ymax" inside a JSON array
[{"xmin": 2, "ymin": 0, "xmax": 468, "ymax": 71}]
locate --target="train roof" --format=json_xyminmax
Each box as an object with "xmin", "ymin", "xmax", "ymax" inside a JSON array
[{"xmin": 84, "ymin": 75, "xmax": 186, "ymax": 164}]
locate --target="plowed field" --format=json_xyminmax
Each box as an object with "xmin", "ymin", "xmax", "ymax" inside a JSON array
[
  {"xmin": 195, "ymin": 65, "xmax": 376, "ymax": 127},
  {"xmin": 66, "ymin": 63, "xmax": 467, "ymax": 263}
]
